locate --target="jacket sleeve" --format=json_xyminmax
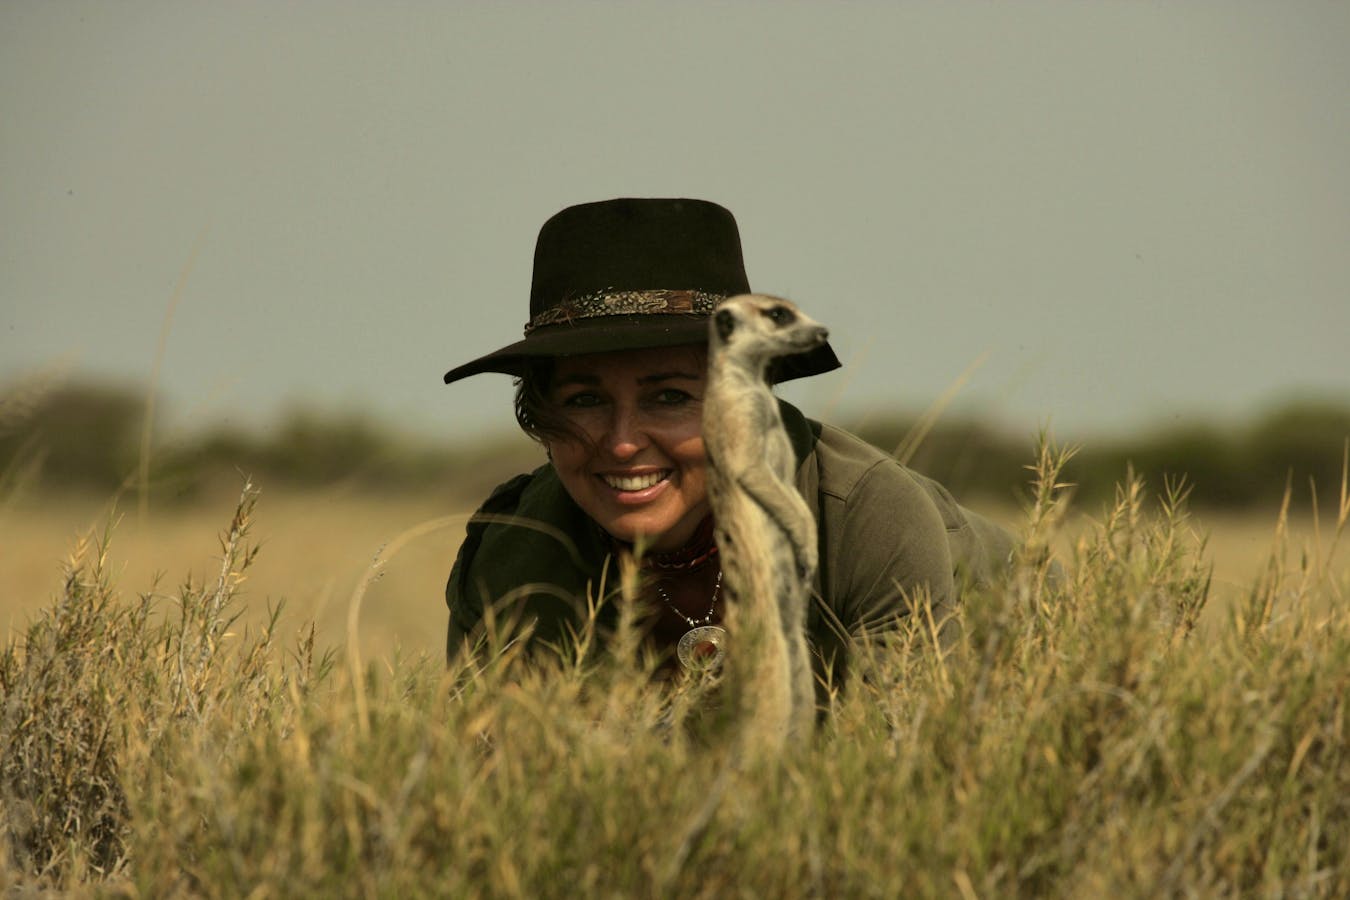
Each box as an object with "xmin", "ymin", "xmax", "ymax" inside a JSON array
[
  {"xmin": 445, "ymin": 473, "xmax": 534, "ymax": 662},
  {"xmin": 445, "ymin": 467, "xmax": 614, "ymax": 664}
]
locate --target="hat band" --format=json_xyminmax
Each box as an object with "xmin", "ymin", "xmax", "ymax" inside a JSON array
[{"xmin": 523, "ymin": 289, "xmax": 725, "ymax": 335}]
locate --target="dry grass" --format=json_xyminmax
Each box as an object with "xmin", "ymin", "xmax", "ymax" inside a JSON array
[
  {"xmin": 1, "ymin": 453, "xmax": 1348, "ymax": 895},
  {"xmin": 0, "ymin": 486, "xmax": 465, "ymax": 664},
  {"xmin": 3, "ymin": 486, "xmax": 1340, "ymax": 667}
]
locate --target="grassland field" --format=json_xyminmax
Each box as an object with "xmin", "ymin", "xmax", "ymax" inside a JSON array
[
  {"xmin": 4, "ymin": 455, "xmax": 1348, "ymax": 894},
  {"xmin": 2, "ymin": 483, "xmax": 1339, "ymax": 664}
]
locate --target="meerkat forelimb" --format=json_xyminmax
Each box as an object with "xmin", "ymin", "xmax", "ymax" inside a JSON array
[{"xmin": 702, "ymin": 293, "xmax": 829, "ymax": 758}]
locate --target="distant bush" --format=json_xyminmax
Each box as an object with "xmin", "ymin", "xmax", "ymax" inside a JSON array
[
  {"xmin": 856, "ymin": 400, "xmax": 1348, "ymax": 513},
  {"xmin": 168, "ymin": 411, "xmax": 436, "ymax": 491},
  {"xmin": 0, "ymin": 382, "xmax": 542, "ymax": 504},
  {"xmin": 0, "ymin": 384, "xmax": 143, "ymax": 493},
  {"xmin": 853, "ymin": 416, "xmax": 1035, "ymax": 504},
  {"xmin": 1062, "ymin": 401, "xmax": 1350, "ymax": 512},
  {"xmin": 1246, "ymin": 402, "xmax": 1350, "ymax": 506},
  {"xmin": 2, "ymin": 379, "xmax": 1346, "ymax": 511}
]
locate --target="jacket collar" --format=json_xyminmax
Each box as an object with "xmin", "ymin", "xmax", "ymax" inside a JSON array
[{"xmin": 779, "ymin": 399, "xmax": 823, "ymax": 467}]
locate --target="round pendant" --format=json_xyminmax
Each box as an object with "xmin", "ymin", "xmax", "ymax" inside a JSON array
[{"xmin": 677, "ymin": 625, "xmax": 728, "ymax": 671}]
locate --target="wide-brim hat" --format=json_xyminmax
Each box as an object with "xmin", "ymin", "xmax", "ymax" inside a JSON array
[{"xmin": 442, "ymin": 198, "xmax": 841, "ymax": 384}]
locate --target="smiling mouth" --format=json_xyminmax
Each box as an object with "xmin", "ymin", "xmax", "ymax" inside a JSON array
[{"xmin": 601, "ymin": 470, "xmax": 671, "ymax": 492}]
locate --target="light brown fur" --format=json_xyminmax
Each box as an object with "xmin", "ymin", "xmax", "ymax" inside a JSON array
[{"xmin": 703, "ymin": 294, "xmax": 828, "ymax": 759}]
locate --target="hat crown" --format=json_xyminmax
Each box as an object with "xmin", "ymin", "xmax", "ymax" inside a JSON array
[
  {"xmin": 442, "ymin": 197, "xmax": 841, "ymax": 385},
  {"xmin": 529, "ymin": 198, "xmax": 751, "ymax": 317}
]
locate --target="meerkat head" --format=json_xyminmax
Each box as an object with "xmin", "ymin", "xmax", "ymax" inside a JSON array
[{"xmin": 711, "ymin": 294, "xmax": 829, "ymax": 373}]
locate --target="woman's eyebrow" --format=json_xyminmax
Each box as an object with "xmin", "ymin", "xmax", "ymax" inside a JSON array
[
  {"xmin": 637, "ymin": 371, "xmax": 701, "ymax": 384},
  {"xmin": 552, "ymin": 373, "xmax": 601, "ymax": 388},
  {"xmin": 552, "ymin": 370, "xmax": 701, "ymax": 390}
]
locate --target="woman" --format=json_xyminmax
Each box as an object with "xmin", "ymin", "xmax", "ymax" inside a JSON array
[{"xmin": 442, "ymin": 198, "xmax": 1014, "ymax": 685}]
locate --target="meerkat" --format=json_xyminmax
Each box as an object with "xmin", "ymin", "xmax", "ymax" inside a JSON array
[{"xmin": 702, "ymin": 293, "xmax": 829, "ymax": 756}]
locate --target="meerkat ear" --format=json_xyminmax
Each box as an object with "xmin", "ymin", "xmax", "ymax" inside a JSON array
[{"xmin": 714, "ymin": 308, "xmax": 737, "ymax": 342}]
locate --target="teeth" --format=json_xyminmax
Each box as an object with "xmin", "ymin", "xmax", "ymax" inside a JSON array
[{"xmin": 603, "ymin": 471, "xmax": 667, "ymax": 492}]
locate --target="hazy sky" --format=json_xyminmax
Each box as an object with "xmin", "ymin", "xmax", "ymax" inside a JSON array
[{"xmin": 3, "ymin": 1, "xmax": 1347, "ymax": 447}]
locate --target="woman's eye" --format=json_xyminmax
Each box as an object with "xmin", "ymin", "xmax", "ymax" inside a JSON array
[
  {"xmin": 560, "ymin": 392, "xmax": 603, "ymax": 408},
  {"xmin": 653, "ymin": 389, "xmax": 692, "ymax": 405}
]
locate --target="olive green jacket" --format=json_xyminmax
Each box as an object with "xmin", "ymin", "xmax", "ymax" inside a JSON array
[{"xmin": 445, "ymin": 402, "xmax": 1015, "ymax": 679}]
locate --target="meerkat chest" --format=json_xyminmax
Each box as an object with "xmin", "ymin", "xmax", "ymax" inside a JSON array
[{"xmin": 759, "ymin": 423, "xmax": 795, "ymax": 479}]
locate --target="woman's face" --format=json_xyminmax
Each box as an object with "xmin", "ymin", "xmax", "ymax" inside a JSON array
[{"xmin": 545, "ymin": 344, "xmax": 709, "ymax": 553}]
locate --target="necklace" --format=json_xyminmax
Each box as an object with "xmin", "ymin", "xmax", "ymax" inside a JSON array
[
  {"xmin": 643, "ymin": 516, "xmax": 719, "ymax": 573},
  {"xmin": 656, "ymin": 570, "xmax": 727, "ymax": 671},
  {"xmin": 655, "ymin": 569, "xmax": 722, "ymax": 626}
]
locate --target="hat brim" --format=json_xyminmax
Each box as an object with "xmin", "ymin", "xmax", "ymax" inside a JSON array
[{"xmin": 443, "ymin": 314, "xmax": 840, "ymax": 385}]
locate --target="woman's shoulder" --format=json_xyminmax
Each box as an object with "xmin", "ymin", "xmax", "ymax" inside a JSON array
[
  {"xmin": 780, "ymin": 401, "xmax": 940, "ymax": 521},
  {"xmin": 474, "ymin": 470, "xmax": 539, "ymax": 517},
  {"xmin": 805, "ymin": 419, "xmax": 1001, "ymax": 538},
  {"xmin": 805, "ymin": 416, "xmax": 1019, "ymax": 586},
  {"xmin": 808, "ymin": 422, "xmax": 932, "ymax": 505},
  {"xmin": 471, "ymin": 461, "xmax": 609, "ymax": 531},
  {"xmin": 447, "ymin": 463, "xmax": 608, "ymax": 648},
  {"xmin": 465, "ymin": 463, "xmax": 602, "ymax": 560}
]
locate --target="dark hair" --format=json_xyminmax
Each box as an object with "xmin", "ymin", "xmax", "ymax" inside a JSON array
[{"xmin": 513, "ymin": 357, "xmax": 580, "ymax": 446}]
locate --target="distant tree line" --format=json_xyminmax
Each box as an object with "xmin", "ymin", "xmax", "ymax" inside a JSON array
[
  {"xmin": 853, "ymin": 402, "xmax": 1350, "ymax": 513},
  {"xmin": 2, "ymin": 382, "xmax": 1347, "ymax": 513},
  {"xmin": 0, "ymin": 383, "xmax": 540, "ymax": 507}
]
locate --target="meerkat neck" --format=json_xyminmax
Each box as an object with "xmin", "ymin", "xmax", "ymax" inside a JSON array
[{"xmin": 711, "ymin": 354, "xmax": 773, "ymax": 385}]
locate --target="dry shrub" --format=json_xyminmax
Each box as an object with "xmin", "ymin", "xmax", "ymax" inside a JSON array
[
  {"xmin": 1, "ymin": 447, "xmax": 1348, "ymax": 896},
  {"xmin": 0, "ymin": 482, "xmax": 326, "ymax": 890}
]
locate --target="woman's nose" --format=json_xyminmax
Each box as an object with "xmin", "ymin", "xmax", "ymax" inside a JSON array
[{"xmin": 602, "ymin": 405, "xmax": 649, "ymax": 459}]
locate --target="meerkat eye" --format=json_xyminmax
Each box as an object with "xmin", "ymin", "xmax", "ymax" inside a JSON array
[{"xmin": 764, "ymin": 305, "xmax": 797, "ymax": 326}]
